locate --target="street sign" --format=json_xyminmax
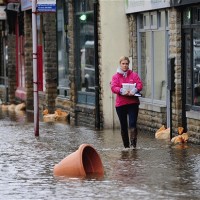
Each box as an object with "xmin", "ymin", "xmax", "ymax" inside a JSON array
[{"xmin": 37, "ymin": 0, "xmax": 56, "ymax": 12}]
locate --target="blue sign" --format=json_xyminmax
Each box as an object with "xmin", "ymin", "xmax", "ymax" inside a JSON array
[{"xmin": 37, "ymin": 4, "xmax": 56, "ymax": 12}]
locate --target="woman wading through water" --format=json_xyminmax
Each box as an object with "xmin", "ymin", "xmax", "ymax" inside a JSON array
[{"xmin": 110, "ymin": 56, "xmax": 143, "ymax": 149}]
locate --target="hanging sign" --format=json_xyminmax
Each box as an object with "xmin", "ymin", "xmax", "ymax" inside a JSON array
[
  {"xmin": 125, "ymin": 0, "xmax": 170, "ymax": 14},
  {"xmin": 37, "ymin": 0, "xmax": 56, "ymax": 12},
  {"xmin": 20, "ymin": 0, "xmax": 32, "ymax": 11}
]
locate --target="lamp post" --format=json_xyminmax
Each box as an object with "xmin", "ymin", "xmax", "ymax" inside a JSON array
[{"xmin": 32, "ymin": 0, "xmax": 39, "ymax": 136}]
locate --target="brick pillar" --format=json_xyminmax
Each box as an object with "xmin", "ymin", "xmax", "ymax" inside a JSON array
[
  {"xmin": 68, "ymin": 0, "xmax": 76, "ymax": 125},
  {"xmin": 43, "ymin": 13, "xmax": 57, "ymax": 113},
  {"xmin": 7, "ymin": 34, "xmax": 16, "ymax": 103},
  {"xmin": 169, "ymin": 8, "xmax": 182, "ymax": 130},
  {"xmin": 127, "ymin": 14, "xmax": 138, "ymax": 70},
  {"xmin": 24, "ymin": 11, "xmax": 34, "ymax": 111}
]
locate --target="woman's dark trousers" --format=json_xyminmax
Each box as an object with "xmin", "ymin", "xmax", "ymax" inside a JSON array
[{"xmin": 116, "ymin": 104, "xmax": 139, "ymax": 148}]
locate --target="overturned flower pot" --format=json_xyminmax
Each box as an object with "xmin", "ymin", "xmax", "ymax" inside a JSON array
[{"xmin": 53, "ymin": 144, "xmax": 104, "ymax": 178}]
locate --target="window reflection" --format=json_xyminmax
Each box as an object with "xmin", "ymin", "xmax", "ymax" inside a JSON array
[
  {"xmin": 139, "ymin": 11, "xmax": 168, "ymax": 102},
  {"xmin": 57, "ymin": 0, "xmax": 69, "ymax": 97},
  {"xmin": 193, "ymin": 29, "xmax": 200, "ymax": 106},
  {"xmin": 75, "ymin": 0, "xmax": 95, "ymax": 105},
  {"xmin": 185, "ymin": 33, "xmax": 192, "ymax": 105},
  {"xmin": 81, "ymin": 40, "xmax": 95, "ymax": 92}
]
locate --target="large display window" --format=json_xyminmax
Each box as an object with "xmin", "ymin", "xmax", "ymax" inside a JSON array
[
  {"xmin": 57, "ymin": 0, "xmax": 69, "ymax": 97},
  {"xmin": 138, "ymin": 10, "xmax": 169, "ymax": 104},
  {"xmin": 74, "ymin": 0, "xmax": 95, "ymax": 105},
  {"xmin": 183, "ymin": 7, "xmax": 200, "ymax": 108}
]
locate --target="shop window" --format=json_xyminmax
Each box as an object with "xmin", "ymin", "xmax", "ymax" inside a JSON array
[
  {"xmin": 143, "ymin": 13, "xmax": 150, "ymax": 29},
  {"xmin": 138, "ymin": 11, "xmax": 168, "ymax": 104},
  {"xmin": 150, "ymin": 12, "xmax": 157, "ymax": 29},
  {"xmin": 0, "ymin": 21, "xmax": 7, "ymax": 86},
  {"xmin": 16, "ymin": 21, "xmax": 25, "ymax": 89},
  {"xmin": 75, "ymin": 0, "xmax": 95, "ymax": 105},
  {"xmin": 138, "ymin": 14, "xmax": 144, "ymax": 29},
  {"xmin": 15, "ymin": 11, "xmax": 26, "ymax": 100},
  {"xmin": 158, "ymin": 10, "xmax": 168, "ymax": 28},
  {"xmin": 192, "ymin": 7, "xmax": 200, "ymax": 24},
  {"xmin": 183, "ymin": 7, "xmax": 200, "ymax": 108},
  {"xmin": 57, "ymin": 0, "xmax": 69, "ymax": 97},
  {"xmin": 166, "ymin": 11, "xmax": 169, "ymax": 28},
  {"xmin": 184, "ymin": 32, "xmax": 192, "ymax": 106},
  {"xmin": 183, "ymin": 8, "xmax": 191, "ymax": 25},
  {"xmin": 192, "ymin": 29, "xmax": 200, "ymax": 106}
]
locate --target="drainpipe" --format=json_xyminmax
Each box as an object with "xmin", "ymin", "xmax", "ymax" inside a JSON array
[
  {"xmin": 32, "ymin": 0, "xmax": 39, "ymax": 136},
  {"xmin": 168, "ymin": 57, "xmax": 175, "ymax": 140},
  {"xmin": 94, "ymin": 0, "xmax": 100, "ymax": 129}
]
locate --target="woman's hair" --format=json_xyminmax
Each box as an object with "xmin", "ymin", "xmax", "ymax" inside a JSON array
[{"xmin": 119, "ymin": 56, "xmax": 130, "ymax": 64}]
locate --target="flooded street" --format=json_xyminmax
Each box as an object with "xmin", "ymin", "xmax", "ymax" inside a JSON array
[{"xmin": 0, "ymin": 110, "xmax": 200, "ymax": 200}]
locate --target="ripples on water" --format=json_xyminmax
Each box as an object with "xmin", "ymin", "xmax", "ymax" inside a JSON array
[{"xmin": 0, "ymin": 110, "xmax": 200, "ymax": 200}]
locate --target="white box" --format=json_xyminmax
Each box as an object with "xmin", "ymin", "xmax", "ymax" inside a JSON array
[{"xmin": 122, "ymin": 83, "xmax": 136, "ymax": 91}]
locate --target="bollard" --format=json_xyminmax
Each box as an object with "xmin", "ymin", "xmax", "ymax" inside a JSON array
[{"xmin": 53, "ymin": 144, "xmax": 104, "ymax": 178}]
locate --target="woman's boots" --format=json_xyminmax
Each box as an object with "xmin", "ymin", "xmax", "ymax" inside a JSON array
[
  {"xmin": 121, "ymin": 130, "xmax": 130, "ymax": 148},
  {"xmin": 121, "ymin": 128, "xmax": 138, "ymax": 148},
  {"xmin": 130, "ymin": 128, "xmax": 138, "ymax": 148}
]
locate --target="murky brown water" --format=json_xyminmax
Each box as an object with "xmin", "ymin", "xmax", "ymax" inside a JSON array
[{"xmin": 0, "ymin": 110, "xmax": 200, "ymax": 200}]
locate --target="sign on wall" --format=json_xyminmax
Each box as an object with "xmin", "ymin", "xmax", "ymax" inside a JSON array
[
  {"xmin": 37, "ymin": 0, "xmax": 56, "ymax": 12},
  {"xmin": 0, "ymin": 6, "xmax": 6, "ymax": 20},
  {"xmin": 20, "ymin": 0, "xmax": 56, "ymax": 12},
  {"xmin": 125, "ymin": 0, "xmax": 170, "ymax": 14}
]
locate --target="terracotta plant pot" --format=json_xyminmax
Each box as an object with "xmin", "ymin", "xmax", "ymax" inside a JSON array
[{"xmin": 53, "ymin": 144, "xmax": 104, "ymax": 178}]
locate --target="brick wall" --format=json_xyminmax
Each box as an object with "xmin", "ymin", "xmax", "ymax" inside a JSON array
[
  {"xmin": 42, "ymin": 13, "xmax": 57, "ymax": 113},
  {"xmin": 7, "ymin": 34, "xmax": 16, "ymax": 104},
  {"xmin": 187, "ymin": 117, "xmax": 200, "ymax": 144},
  {"xmin": 127, "ymin": 8, "xmax": 200, "ymax": 144},
  {"xmin": 98, "ymin": 2, "xmax": 104, "ymax": 128},
  {"xmin": 169, "ymin": 8, "xmax": 183, "ymax": 130},
  {"xmin": 24, "ymin": 11, "xmax": 33, "ymax": 111}
]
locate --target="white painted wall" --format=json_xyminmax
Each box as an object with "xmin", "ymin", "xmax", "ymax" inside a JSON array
[{"xmin": 99, "ymin": 0, "xmax": 129, "ymax": 128}]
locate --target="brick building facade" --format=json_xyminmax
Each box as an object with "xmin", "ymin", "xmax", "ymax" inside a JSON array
[{"xmin": 0, "ymin": 0, "xmax": 200, "ymax": 144}]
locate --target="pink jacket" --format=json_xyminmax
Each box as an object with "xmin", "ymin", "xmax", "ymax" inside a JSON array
[{"xmin": 110, "ymin": 68, "xmax": 143, "ymax": 107}]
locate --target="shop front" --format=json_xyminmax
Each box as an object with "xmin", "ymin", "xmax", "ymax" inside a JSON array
[
  {"xmin": 172, "ymin": 0, "xmax": 200, "ymax": 142},
  {"xmin": 0, "ymin": 3, "xmax": 7, "ymax": 102},
  {"xmin": 125, "ymin": 0, "xmax": 172, "ymax": 132}
]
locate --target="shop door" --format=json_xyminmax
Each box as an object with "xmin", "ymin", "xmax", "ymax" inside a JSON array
[{"xmin": 16, "ymin": 32, "xmax": 26, "ymax": 100}]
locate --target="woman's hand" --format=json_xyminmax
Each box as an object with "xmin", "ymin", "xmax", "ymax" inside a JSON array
[
  {"xmin": 129, "ymin": 88, "xmax": 138, "ymax": 96},
  {"xmin": 120, "ymin": 88, "xmax": 129, "ymax": 95}
]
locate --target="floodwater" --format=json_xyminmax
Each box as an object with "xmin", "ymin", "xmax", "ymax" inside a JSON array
[{"xmin": 0, "ymin": 110, "xmax": 200, "ymax": 200}]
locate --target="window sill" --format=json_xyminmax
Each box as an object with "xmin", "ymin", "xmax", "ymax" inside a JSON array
[
  {"xmin": 186, "ymin": 110, "xmax": 200, "ymax": 120},
  {"xmin": 57, "ymin": 95, "xmax": 70, "ymax": 101},
  {"xmin": 139, "ymin": 100, "xmax": 166, "ymax": 112}
]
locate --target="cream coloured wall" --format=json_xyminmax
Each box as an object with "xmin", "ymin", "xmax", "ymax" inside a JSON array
[{"xmin": 99, "ymin": 0, "xmax": 129, "ymax": 128}]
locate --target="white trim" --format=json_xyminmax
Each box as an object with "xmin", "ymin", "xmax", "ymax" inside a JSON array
[{"xmin": 125, "ymin": 0, "xmax": 170, "ymax": 14}]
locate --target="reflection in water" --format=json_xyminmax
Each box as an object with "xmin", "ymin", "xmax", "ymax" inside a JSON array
[{"xmin": 0, "ymin": 111, "xmax": 200, "ymax": 200}]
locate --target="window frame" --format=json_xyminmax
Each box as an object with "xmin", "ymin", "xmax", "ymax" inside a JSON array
[{"xmin": 137, "ymin": 10, "xmax": 169, "ymax": 106}]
